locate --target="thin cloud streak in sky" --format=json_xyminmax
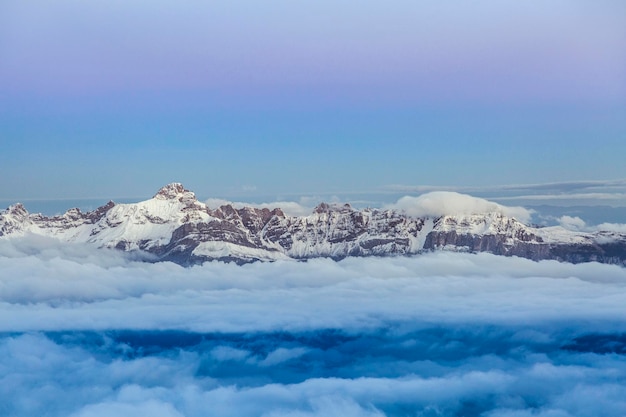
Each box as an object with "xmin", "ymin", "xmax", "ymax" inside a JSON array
[
  {"xmin": 385, "ymin": 179, "xmax": 626, "ymax": 208},
  {"xmin": 385, "ymin": 178, "xmax": 626, "ymax": 196}
]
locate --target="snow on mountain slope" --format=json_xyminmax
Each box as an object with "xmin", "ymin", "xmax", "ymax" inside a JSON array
[
  {"xmin": 192, "ymin": 241, "xmax": 289, "ymax": 262},
  {"xmin": 1, "ymin": 184, "xmax": 219, "ymax": 254},
  {"xmin": 533, "ymin": 226, "xmax": 592, "ymax": 245},
  {"xmin": 1, "ymin": 183, "xmax": 625, "ymax": 266},
  {"xmin": 0, "ymin": 204, "xmax": 33, "ymax": 237},
  {"xmin": 261, "ymin": 203, "xmax": 430, "ymax": 259},
  {"xmin": 88, "ymin": 184, "xmax": 216, "ymax": 251}
]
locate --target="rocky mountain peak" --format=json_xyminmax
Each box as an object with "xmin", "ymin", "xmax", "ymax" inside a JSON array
[
  {"xmin": 271, "ymin": 207, "xmax": 286, "ymax": 218},
  {"xmin": 154, "ymin": 183, "xmax": 196, "ymax": 202},
  {"xmin": 7, "ymin": 203, "xmax": 28, "ymax": 218},
  {"xmin": 2, "ymin": 185, "xmax": 625, "ymax": 267},
  {"xmin": 313, "ymin": 202, "xmax": 352, "ymax": 214},
  {"xmin": 63, "ymin": 207, "xmax": 83, "ymax": 220}
]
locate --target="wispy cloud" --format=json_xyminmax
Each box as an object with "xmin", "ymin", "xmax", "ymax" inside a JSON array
[
  {"xmin": 386, "ymin": 178, "xmax": 626, "ymax": 195},
  {"xmin": 385, "ymin": 179, "xmax": 626, "ymax": 207}
]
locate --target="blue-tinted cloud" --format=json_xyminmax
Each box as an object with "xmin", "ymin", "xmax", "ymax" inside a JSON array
[
  {"xmin": 2, "ymin": 327, "xmax": 626, "ymax": 416},
  {"xmin": 2, "ymin": 243, "xmax": 626, "ymax": 415}
]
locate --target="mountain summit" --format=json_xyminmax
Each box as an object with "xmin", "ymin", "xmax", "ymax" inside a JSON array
[
  {"xmin": 154, "ymin": 182, "xmax": 191, "ymax": 199},
  {"xmin": 1, "ymin": 184, "xmax": 625, "ymax": 266}
]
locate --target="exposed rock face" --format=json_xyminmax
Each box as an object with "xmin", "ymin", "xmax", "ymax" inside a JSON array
[{"xmin": 1, "ymin": 183, "xmax": 625, "ymax": 266}]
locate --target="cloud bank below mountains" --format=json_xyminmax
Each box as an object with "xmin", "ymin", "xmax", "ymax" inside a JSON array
[
  {"xmin": 1, "ymin": 237, "xmax": 626, "ymax": 331},
  {"xmin": 2, "ymin": 240, "xmax": 626, "ymax": 416}
]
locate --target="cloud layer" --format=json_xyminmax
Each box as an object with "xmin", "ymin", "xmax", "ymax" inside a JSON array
[
  {"xmin": 2, "ymin": 240, "xmax": 626, "ymax": 416},
  {"xmin": 3, "ymin": 325, "xmax": 626, "ymax": 416},
  {"xmin": 2, "ymin": 237, "xmax": 626, "ymax": 331}
]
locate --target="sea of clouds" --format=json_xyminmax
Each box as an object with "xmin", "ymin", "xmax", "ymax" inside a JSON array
[{"xmin": 1, "ymin": 237, "xmax": 626, "ymax": 416}]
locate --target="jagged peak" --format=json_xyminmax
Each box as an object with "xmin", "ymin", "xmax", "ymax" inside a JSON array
[
  {"xmin": 6, "ymin": 203, "xmax": 29, "ymax": 217},
  {"xmin": 313, "ymin": 202, "xmax": 352, "ymax": 214},
  {"xmin": 271, "ymin": 207, "xmax": 286, "ymax": 218},
  {"xmin": 64, "ymin": 207, "xmax": 82, "ymax": 216},
  {"xmin": 83, "ymin": 201, "xmax": 116, "ymax": 222},
  {"xmin": 100, "ymin": 200, "xmax": 116, "ymax": 210},
  {"xmin": 154, "ymin": 183, "xmax": 196, "ymax": 201}
]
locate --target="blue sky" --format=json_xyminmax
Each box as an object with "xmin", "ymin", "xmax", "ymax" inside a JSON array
[{"xmin": 1, "ymin": 0, "xmax": 625, "ymax": 201}]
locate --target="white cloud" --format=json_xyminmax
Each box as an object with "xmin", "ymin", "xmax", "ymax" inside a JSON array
[
  {"xmin": 558, "ymin": 215, "xmax": 587, "ymax": 231},
  {"xmin": 0, "ymin": 234, "xmax": 145, "ymax": 266},
  {"xmin": 1, "ymin": 244, "xmax": 626, "ymax": 332},
  {"xmin": 596, "ymin": 222, "xmax": 626, "ymax": 233},
  {"xmin": 2, "ymin": 244, "xmax": 626, "ymax": 416},
  {"xmin": 263, "ymin": 397, "xmax": 385, "ymax": 417},
  {"xmin": 557, "ymin": 216, "xmax": 626, "ymax": 234},
  {"xmin": 260, "ymin": 347, "xmax": 309, "ymax": 367},
  {"xmin": 204, "ymin": 198, "xmax": 235, "ymax": 209},
  {"xmin": 387, "ymin": 192, "xmax": 533, "ymax": 223},
  {"xmin": 70, "ymin": 399, "xmax": 185, "ymax": 417}
]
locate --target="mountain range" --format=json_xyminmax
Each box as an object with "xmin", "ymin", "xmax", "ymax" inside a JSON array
[{"xmin": 2, "ymin": 183, "xmax": 625, "ymax": 266}]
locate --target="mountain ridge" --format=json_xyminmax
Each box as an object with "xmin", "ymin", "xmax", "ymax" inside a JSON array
[{"xmin": 2, "ymin": 183, "xmax": 625, "ymax": 266}]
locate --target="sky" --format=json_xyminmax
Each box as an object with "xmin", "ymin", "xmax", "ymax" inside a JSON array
[
  {"xmin": 1, "ymin": 0, "xmax": 625, "ymax": 203},
  {"xmin": 3, "ymin": 4, "xmax": 626, "ymax": 414}
]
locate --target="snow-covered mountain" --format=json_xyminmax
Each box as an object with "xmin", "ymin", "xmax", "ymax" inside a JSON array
[{"xmin": 2, "ymin": 183, "xmax": 625, "ymax": 266}]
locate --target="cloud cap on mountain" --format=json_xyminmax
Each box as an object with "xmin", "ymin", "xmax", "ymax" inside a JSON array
[{"xmin": 389, "ymin": 192, "xmax": 533, "ymax": 223}]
